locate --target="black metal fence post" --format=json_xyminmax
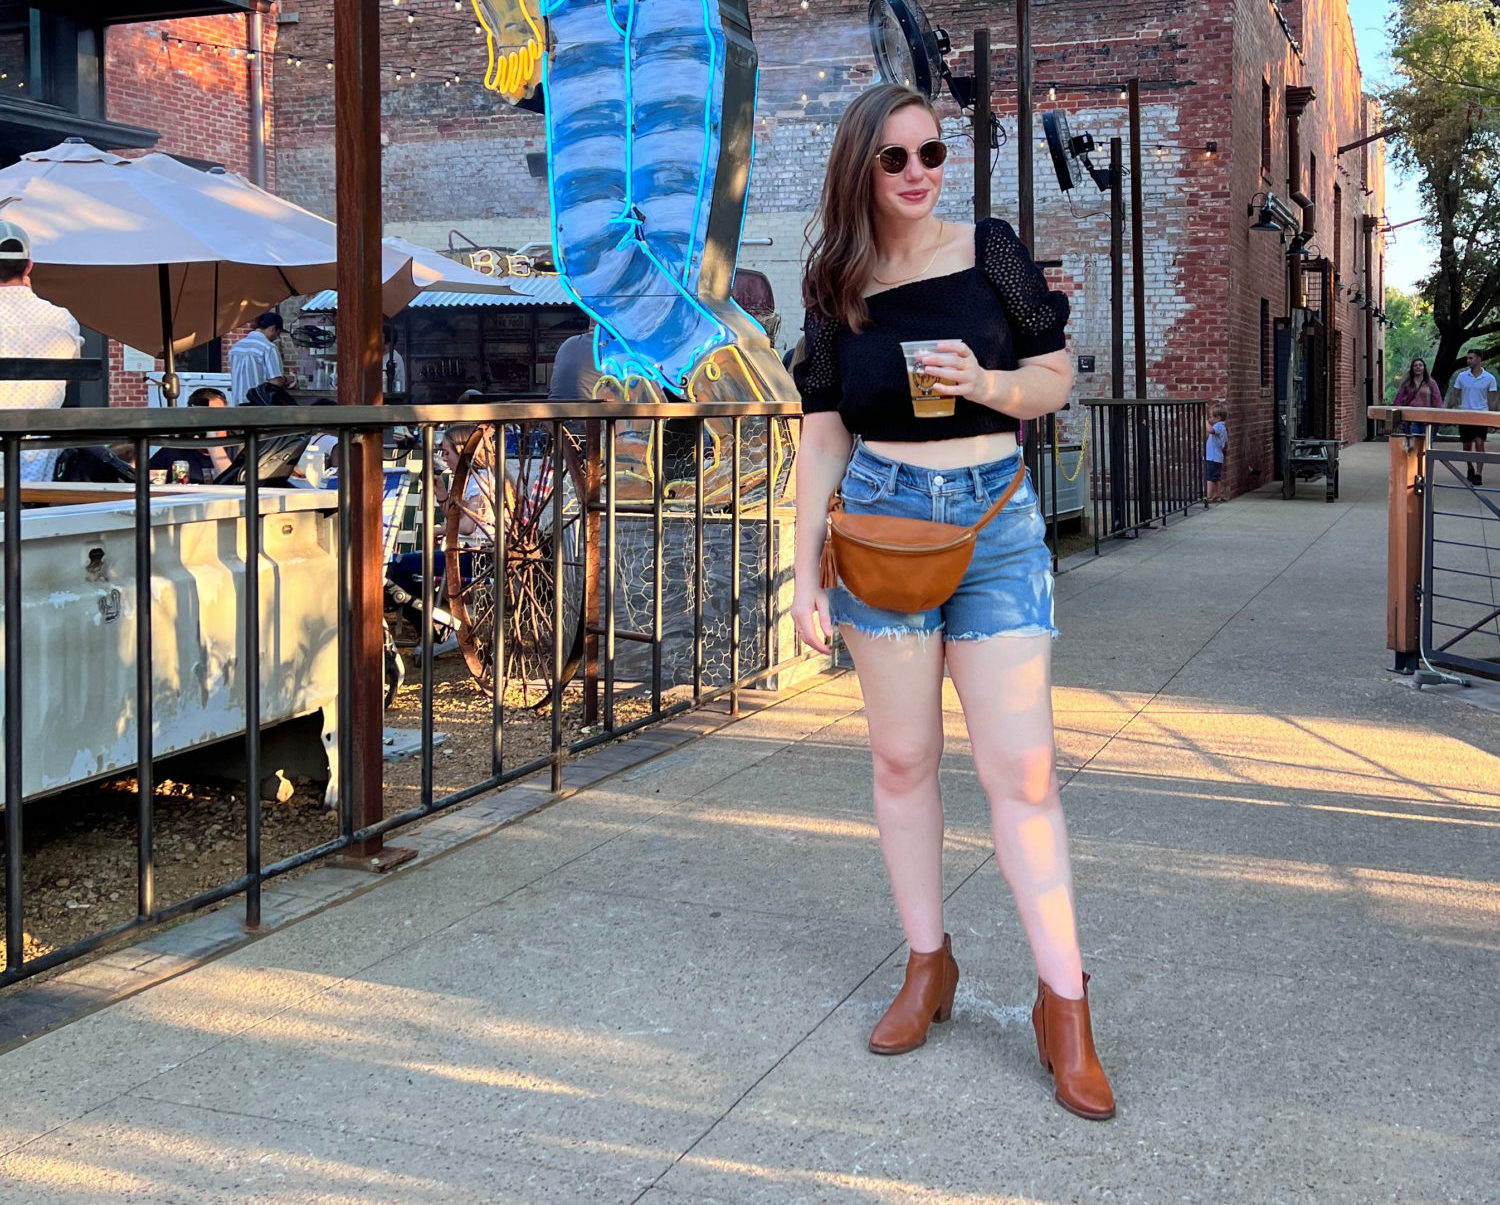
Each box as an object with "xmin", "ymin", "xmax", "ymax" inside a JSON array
[
  {"xmin": 133, "ymin": 436, "xmax": 155, "ymax": 921},
  {"xmin": 3, "ymin": 435, "xmax": 24, "ymax": 974},
  {"xmin": 244, "ymin": 432, "xmax": 263, "ymax": 929}
]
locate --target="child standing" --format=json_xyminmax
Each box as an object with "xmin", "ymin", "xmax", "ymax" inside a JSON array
[{"xmin": 1205, "ymin": 404, "xmax": 1228, "ymax": 502}]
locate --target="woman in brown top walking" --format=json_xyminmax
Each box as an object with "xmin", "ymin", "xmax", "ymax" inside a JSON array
[{"xmin": 790, "ymin": 84, "xmax": 1113, "ymax": 1120}]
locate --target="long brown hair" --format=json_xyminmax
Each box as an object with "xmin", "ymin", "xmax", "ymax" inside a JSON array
[
  {"xmin": 1400, "ymin": 357, "xmax": 1432, "ymax": 395},
  {"xmin": 802, "ymin": 84, "xmax": 939, "ymax": 331}
]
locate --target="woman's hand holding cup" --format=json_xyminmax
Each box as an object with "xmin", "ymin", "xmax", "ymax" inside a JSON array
[{"xmin": 919, "ymin": 340, "xmax": 990, "ymax": 402}]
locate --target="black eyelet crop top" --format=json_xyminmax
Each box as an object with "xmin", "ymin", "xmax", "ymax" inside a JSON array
[{"xmin": 792, "ymin": 218, "xmax": 1069, "ymax": 442}]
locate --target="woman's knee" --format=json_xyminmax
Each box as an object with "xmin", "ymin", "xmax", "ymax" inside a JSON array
[
  {"xmin": 870, "ymin": 738, "xmax": 943, "ymax": 794},
  {"xmin": 977, "ymin": 751, "xmax": 1057, "ymax": 810}
]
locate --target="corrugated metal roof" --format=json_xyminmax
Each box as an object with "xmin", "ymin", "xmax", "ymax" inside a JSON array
[{"xmin": 301, "ymin": 276, "xmax": 577, "ymax": 313}]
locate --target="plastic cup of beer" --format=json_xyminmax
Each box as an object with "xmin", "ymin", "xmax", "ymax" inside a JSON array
[{"xmin": 900, "ymin": 340, "xmax": 955, "ymax": 418}]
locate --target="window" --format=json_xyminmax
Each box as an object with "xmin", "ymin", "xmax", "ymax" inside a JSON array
[
  {"xmin": 0, "ymin": 9, "xmax": 27, "ymax": 93},
  {"xmin": 1338, "ymin": 183, "xmax": 1350, "ymax": 276},
  {"xmin": 1260, "ymin": 299, "xmax": 1271, "ymax": 388},
  {"xmin": 1261, "ymin": 79, "xmax": 1272, "ymax": 174}
]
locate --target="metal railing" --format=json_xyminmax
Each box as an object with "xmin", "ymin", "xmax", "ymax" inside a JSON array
[
  {"xmin": 1421, "ymin": 447, "xmax": 1500, "ymax": 680},
  {"xmin": 0, "ymin": 398, "xmax": 806, "ymax": 986},
  {"xmin": 1079, "ymin": 397, "xmax": 1209, "ymax": 551}
]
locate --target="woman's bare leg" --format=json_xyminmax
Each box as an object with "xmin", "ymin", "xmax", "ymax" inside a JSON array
[
  {"xmin": 946, "ymin": 633, "xmax": 1086, "ymax": 999},
  {"xmin": 842, "ymin": 628, "xmax": 948, "ymax": 953}
]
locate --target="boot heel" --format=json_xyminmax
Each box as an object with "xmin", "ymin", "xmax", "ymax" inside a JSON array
[{"xmin": 932, "ymin": 999, "xmax": 953, "ymax": 1024}]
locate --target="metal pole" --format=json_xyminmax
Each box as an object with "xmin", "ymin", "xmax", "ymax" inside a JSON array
[
  {"xmin": 157, "ymin": 265, "xmax": 179, "ymax": 404},
  {"xmin": 730, "ymin": 416, "xmax": 743, "ymax": 716},
  {"xmin": 1109, "ymin": 139, "xmax": 1126, "ymax": 532},
  {"xmin": 4, "ymin": 436, "xmax": 24, "ymax": 972},
  {"xmin": 1016, "ymin": 0, "xmax": 1034, "ymax": 249},
  {"xmin": 244, "ymin": 432, "xmax": 262, "ymax": 928},
  {"xmin": 334, "ymin": 0, "xmax": 407, "ymax": 867},
  {"xmin": 133, "ymin": 436, "xmax": 155, "ymax": 921},
  {"xmin": 419, "ymin": 426, "xmax": 435, "ymax": 808},
  {"xmin": 604, "ymin": 420, "xmax": 617, "ymax": 728},
  {"xmin": 550, "ymin": 427, "xmax": 565, "ymax": 792},
  {"xmin": 583, "ymin": 419, "xmax": 601, "ymax": 725},
  {"xmin": 247, "ymin": 3, "xmax": 268, "ymax": 188},
  {"xmin": 1128, "ymin": 79, "xmax": 1146, "ymax": 399},
  {"xmin": 973, "ymin": 28, "xmax": 991, "ymax": 224}
]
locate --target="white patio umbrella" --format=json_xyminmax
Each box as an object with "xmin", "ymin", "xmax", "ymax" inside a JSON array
[{"xmin": 0, "ymin": 140, "xmax": 438, "ymax": 398}]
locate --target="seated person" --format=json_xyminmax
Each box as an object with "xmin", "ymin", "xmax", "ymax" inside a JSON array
[
  {"xmin": 385, "ymin": 424, "xmax": 491, "ymax": 598},
  {"xmin": 148, "ymin": 387, "xmax": 234, "ymax": 483}
]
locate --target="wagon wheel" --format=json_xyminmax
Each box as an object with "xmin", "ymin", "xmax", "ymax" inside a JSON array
[{"xmin": 443, "ymin": 422, "xmax": 588, "ymax": 709}]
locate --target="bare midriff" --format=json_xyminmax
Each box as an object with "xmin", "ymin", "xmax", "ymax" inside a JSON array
[{"xmin": 864, "ymin": 430, "xmax": 1020, "ymax": 469}]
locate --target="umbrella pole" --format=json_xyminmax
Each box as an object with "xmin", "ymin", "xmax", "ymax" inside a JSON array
[{"xmin": 158, "ymin": 264, "xmax": 180, "ymax": 405}]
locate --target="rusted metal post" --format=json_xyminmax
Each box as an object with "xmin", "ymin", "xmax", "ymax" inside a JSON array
[
  {"xmin": 584, "ymin": 420, "xmax": 602, "ymax": 725},
  {"xmin": 1387, "ymin": 430, "xmax": 1423, "ymax": 671},
  {"xmin": 334, "ymin": 0, "xmax": 413, "ymax": 869}
]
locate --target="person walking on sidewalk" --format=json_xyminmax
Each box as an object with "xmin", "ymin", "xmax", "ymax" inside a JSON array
[
  {"xmin": 1445, "ymin": 348, "xmax": 1497, "ymax": 484},
  {"xmin": 790, "ymin": 84, "xmax": 1113, "ymax": 1121},
  {"xmin": 1393, "ymin": 357, "xmax": 1442, "ymax": 436},
  {"xmin": 1205, "ymin": 404, "xmax": 1229, "ymax": 502}
]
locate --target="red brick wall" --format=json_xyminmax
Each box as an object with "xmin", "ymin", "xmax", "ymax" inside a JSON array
[
  {"xmin": 1224, "ymin": 0, "xmax": 1382, "ymax": 494},
  {"xmin": 270, "ymin": 0, "xmax": 1382, "ymax": 495},
  {"xmin": 103, "ymin": 12, "xmax": 278, "ymax": 405}
]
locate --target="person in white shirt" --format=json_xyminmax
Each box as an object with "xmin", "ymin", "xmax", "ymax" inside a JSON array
[
  {"xmin": 0, "ymin": 220, "xmax": 83, "ymax": 483},
  {"xmin": 382, "ymin": 323, "xmax": 407, "ymax": 395},
  {"xmin": 1446, "ymin": 348, "xmax": 1498, "ymax": 485},
  {"xmin": 229, "ymin": 311, "xmax": 291, "ymax": 405}
]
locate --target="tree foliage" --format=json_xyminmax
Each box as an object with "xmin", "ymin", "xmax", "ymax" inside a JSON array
[
  {"xmin": 1386, "ymin": 0, "xmax": 1500, "ymax": 383},
  {"xmin": 1382, "ymin": 287, "xmax": 1440, "ymax": 399}
]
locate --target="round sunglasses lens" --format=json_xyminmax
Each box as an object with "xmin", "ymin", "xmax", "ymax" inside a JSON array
[
  {"xmin": 918, "ymin": 141, "xmax": 947, "ymax": 169},
  {"xmin": 877, "ymin": 146, "xmax": 908, "ymax": 174}
]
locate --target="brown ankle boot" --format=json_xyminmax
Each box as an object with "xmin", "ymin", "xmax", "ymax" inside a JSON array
[
  {"xmin": 1032, "ymin": 973, "xmax": 1115, "ymax": 1119},
  {"xmin": 868, "ymin": 934, "xmax": 959, "ymax": 1055}
]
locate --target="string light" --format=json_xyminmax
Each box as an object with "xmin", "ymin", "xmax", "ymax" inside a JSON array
[{"xmin": 159, "ymin": 6, "xmax": 508, "ymax": 88}]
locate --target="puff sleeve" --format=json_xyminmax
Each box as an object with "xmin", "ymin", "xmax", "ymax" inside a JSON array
[
  {"xmin": 792, "ymin": 308, "xmax": 842, "ymax": 414},
  {"xmin": 979, "ymin": 218, "xmax": 1070, "ymax": 360}
]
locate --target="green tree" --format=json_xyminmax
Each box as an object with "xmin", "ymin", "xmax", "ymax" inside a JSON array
[
  {"xmin": 1386, "ymin": 0, "xmax": 1500, "ymax": 384},
  {"xmin": 1382, "ymin": 287, "xmax": 1440, "ymax": 400}
]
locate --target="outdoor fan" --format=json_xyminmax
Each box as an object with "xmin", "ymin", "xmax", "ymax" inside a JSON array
[
  {"xmin": 291, "ymin": 324, "xmax": 336, "ymax": 348},
  {"xmin": 1042, "ymin": 110, "xmax": 1112, "ymax": 192},
  {"xmin": 867, "ymin": 0, "xmax": 975, "ymax": 108}
]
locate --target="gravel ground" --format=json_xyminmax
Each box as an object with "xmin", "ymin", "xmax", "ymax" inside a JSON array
[{"xmin": 2, "ymin": 650, "xmax": 654, "ymax": 973}]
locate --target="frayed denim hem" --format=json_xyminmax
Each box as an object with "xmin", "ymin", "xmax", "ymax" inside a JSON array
[
  {"xmin": 943, "ymin": 623, "xmax": 1059, "ymax": 642},
  {"xmin": 835, "ymin": 622, "xmax": 943, "ymax": 645}
]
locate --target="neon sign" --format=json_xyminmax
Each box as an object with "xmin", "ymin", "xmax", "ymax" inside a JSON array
[{"xmin": 472, "ymin": 0, "xmax": 792, "ymax": 406}]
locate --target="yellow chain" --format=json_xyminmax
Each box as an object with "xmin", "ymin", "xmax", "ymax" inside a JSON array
[{"xmin": 1055, "ymin": 413, "xmax": 1089, "ymax": 483}]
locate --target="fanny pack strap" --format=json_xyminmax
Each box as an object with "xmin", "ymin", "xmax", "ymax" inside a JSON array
[{"xmin": 827, "ymin": 464, "xmax": 1027, "ymax": 535}]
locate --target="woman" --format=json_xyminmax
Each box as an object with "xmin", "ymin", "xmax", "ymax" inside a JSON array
[
  {"xmin": 790, "ymin": 84, "xmax": 1113, "ymax": 1121},
  {"xmin": 1393, "ymin": 357, "xmax": 1442, "ymax": 410}
]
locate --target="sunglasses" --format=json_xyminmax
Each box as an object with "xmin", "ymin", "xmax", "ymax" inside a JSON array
[{"xmin": 875, "ymin": 139, "xmax": 948, "ymax": 175}]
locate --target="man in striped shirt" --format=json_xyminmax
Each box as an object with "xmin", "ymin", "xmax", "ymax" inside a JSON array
[{"xmin": 229, "ymin": 311, "xmax": 290, "ymax": 405}]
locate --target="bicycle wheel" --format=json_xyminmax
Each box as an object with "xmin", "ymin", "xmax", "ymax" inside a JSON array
[{"xmin": 443, "ymin": 421, "xmax": 588, "ymax": 708}]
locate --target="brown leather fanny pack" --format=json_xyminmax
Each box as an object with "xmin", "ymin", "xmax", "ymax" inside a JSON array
[{"xmin": 818, "ymin": 466, "xmax": 1028, "ymax": 612}]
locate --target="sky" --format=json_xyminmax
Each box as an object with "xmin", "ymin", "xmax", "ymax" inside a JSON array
[{"xmin": 1347, "ymin": 0, "xmax": 1429, "ymax": 293}]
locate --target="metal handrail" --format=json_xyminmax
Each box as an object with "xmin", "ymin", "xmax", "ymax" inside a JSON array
[
  {"xmin": 1077, "ymin": 396, "xmax": 1209, "ymax": 550},
  {"xmin": 1, "ymin": 399, "xmax": 810, "ymax": 986},
  {"xmin": 0, "ymin": 398, "xmax": 803, "ymax": 437}
]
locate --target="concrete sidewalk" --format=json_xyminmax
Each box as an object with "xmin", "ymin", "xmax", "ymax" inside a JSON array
[{"xmin": 1, "ymin": 441, "xmax": 1496, "ymax": 1204}]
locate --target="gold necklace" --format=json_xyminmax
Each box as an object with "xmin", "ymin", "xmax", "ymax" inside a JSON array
[{"xmin": 871, "ymin": 221, "xmax": 946, "ymax": 286}]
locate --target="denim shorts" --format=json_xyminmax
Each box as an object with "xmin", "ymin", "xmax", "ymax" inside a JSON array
[{"xmin": 828, "ymin": 442, "xmax": 1057, "ymax": 641}]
